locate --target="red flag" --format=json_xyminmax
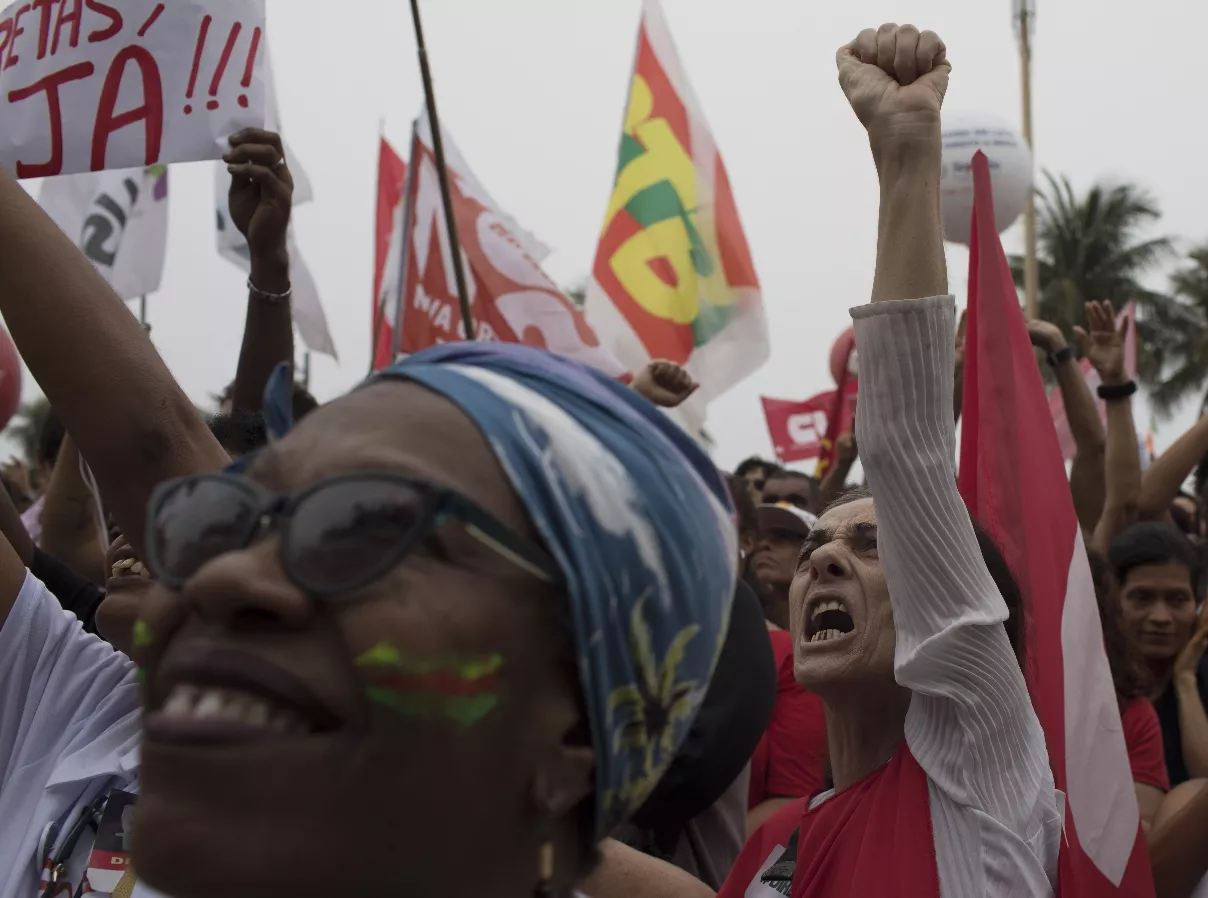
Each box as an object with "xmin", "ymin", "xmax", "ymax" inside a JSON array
[
  {"xmin": 815, "ymin": 376, "xmax": 857, "ymax": 479},
  {"xmin": 372, "ymin": 137, "xmax": 409, "ymax": 371},
  {"xmin": 761, "ymin": 392, "xmax": 836, "ymax": 464},
  {"xmin": 959, "ymin": 152, "xmax": 1154, "ymax": 897}
]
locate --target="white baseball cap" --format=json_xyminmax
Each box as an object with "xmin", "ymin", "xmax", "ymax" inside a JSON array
[{"xmin": 756, "ymin": 502, "xmax": 819, "ymax": 538}]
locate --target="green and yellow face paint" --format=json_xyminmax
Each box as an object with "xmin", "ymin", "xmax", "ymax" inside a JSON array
[
  {"xmin": 356, "ymin": 643, "xmax": 503, "ymax": 727},
  {"xmin": 132, "ymin": 619, "xmax": 154, "ymax": 686}
]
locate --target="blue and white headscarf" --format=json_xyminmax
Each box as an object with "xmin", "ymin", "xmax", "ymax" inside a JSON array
[{"xmin": 370, "ymin": 343, "xmax": 738, "ymax": 835}]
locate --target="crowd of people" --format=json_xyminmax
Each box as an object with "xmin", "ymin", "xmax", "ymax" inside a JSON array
[{"xmin": 0, "ymin": 19, "xmax": 1204, "ymax": 898}]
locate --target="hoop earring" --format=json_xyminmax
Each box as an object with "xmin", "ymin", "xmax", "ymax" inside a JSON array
[{"xmin": 533, "ymin": 838, "xmax": 554, "ymax": 898}]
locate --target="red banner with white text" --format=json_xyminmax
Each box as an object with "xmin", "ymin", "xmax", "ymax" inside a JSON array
[{"xmin": 396, "ymin": 137, "xmax": 624, "ymax": 376}]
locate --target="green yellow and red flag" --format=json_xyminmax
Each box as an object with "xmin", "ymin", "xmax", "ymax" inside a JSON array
[{"xmin": 584, "ymin": 0, "xmax": 768, "ymax": 428}]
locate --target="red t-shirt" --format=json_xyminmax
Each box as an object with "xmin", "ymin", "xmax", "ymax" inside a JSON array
[
  {"xmin": 717, "ymin": 798, "xmax": 807, "ymax": 898},
  {"xmin": 748, "ymin": 629, "xmax": 828, "ymax": 808},
  {"xmin": 1121, "ymin": 697, "xmax": 1169, "ymax": 791},
  {"xmin": 792, "ymin": 743, "xmax": 940, "ymax": 898}
]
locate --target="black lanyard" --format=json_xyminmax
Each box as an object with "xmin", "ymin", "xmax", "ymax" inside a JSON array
[{"xmin": 40, "ymin": 786, "xmax": 113, "ymax": 898}]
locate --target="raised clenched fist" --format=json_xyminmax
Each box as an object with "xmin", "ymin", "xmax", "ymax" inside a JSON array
[
  {"xmin": 837, "ymin": 24, "xmax": 949, "ymax": 154},
  {"xmin": 631, "ymin": 360, "xmax": 699, "ymax": 409}
]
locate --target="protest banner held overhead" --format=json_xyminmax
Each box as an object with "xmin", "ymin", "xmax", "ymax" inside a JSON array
[
  {"xmin": 584, "ymin": 0, "xmax": 769, "ymax": 433},
  {"xmin": 39, "ymin": 164, "xmax": 169, "ymax": 301},
  {"xmin": 0, "ymin": 0, "xmax": 267, "ymax": 178},
  {"xmin": 388, "ymin": 113, "xmax": 625, "ymax": 377}
]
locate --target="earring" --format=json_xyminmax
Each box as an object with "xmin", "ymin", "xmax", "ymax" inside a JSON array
[{"xmin": 533, "ymin": 838, "xmax": 555, "ymax": 898}]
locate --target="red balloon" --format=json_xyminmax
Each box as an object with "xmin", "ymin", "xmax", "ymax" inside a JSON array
[
  {"xmin": 830, "ymin": 327, "xmax": 857, "ymax": 385},
  {"xmin": 0, "ymin": 325, "xmax": 23, "ymax": 431}
]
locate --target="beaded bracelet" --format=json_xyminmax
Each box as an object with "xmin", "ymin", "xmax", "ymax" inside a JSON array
[{"xmin": 247, "ymin": 277, "xmax": 292, "ymax": 304}]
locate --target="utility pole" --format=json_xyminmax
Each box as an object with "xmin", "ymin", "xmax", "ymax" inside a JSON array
[{"xmin": 1014, "ymin": 0, "xmax": 1040, "ymax": 320}]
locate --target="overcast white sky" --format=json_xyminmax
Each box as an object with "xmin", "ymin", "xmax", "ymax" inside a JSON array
[{"xmin": 10, "ymin": 0, "xmax": 1208, "ymax": 471}]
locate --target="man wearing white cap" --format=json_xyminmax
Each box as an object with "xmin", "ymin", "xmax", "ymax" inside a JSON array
[{"xmin": 751, "ymin": 503, "xmax": 819, "ymax": 630}]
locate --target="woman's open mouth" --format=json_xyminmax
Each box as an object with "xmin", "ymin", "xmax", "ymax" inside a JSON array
[
  {"xmin": 806, "ymin": 598, "xmax": 856, "ymax": 644},
  {"xmin": 145, "ymin": 646, "xmax": 344, "ymax": 746}
]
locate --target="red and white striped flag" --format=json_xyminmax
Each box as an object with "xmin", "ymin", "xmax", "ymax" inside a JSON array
[
  {"xmin": 958, "ymin": 151, "xmax": 1154, "ymax": 897},
  {"xmin": 372, "ymin": 136, "xmax": 409, "ymax": 371}
]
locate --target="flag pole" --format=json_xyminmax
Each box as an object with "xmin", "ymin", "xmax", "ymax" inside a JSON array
[
  {"xmin": 390, "ymin": 123, "xmax": 421, "ymax": 365},
  {"xmin": 1014, "ymin": 0, "xmax": 1040, "ymax": 320},
  {"xmin": 301, "ymin": 350, "xmax": 311, "ymax": 392},
  {"xmin": 138, "ymin": 295, "xmax": 149, "ymax": 333},
  {"xmin": 407, "ymin": 0, "xmax": 475, "ymax": 340}
]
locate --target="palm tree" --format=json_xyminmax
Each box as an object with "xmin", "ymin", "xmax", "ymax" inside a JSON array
[
  {"xmin": 1009, "ymin": 173, "xmax": 1188, "ymax": 389},
  {"xmin": 1154, "ymin": 243, "xmax": 1208, "ymax": 416}
]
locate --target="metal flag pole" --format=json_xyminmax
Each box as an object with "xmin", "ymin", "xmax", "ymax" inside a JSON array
[
  {"xmin": 407, "ymin": 0, "xmax": 475, "ymax": 340},
  {"xmin": 138, "ymin": 295, "xmax": 150, "ymax": 333},
  {"xmin": 301, "ymin": 351, "xmax": 311, "ymax": 392},
  {"xmin": 1014, "ymin": 0, "xmax": 1040, "ymax": 320},
  {"xmin": 390, "ymin": 123, "xmax": 422, "ymax": 365}
]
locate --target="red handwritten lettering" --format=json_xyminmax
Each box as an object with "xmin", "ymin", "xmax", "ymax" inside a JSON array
[
  {"xmin": 136, "ymin": 2, "xmax": 163, "ymax": 38},
  {"xmin": 30, "ymin": 0, "xmax": 55, "ymax": 59},
  {"xmin": 0, "ymin": 19, "xmax": 12, "ymax": 69},
  {"xmin": 51, "ymin": 0, "xmax": 81, "ymax": 55},
  {"xmin": 8, "ymin": 60, "xmax": 94, "ymax": 177},
  {"xmin": 206, "ymin": 22, "xmax": 239, "ymax": 110},
  {"xmin": 91, "ymin": 46, "xmax": 162, "ymax": 170},
  {"xmin": 83, "ymin": 0, "xmax": 120, "ymax": 43},
  {"xmin": 4, "ymin": 4, "xmax": 29, "ymax": 70}
]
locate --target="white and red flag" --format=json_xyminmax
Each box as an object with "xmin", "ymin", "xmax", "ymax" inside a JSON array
[
  {"xmin": 958, "ymin": 152, "xmax": 1154, "ymax": 897},
  {"xmin": 387, "ymin": 114, "xmax": 624, "ymax": 376},
  {"xmin": 372, "ymin": 136, "xmax": 409, "ymax": 371},
  {"xmin": 761, "ymin": 393, "xmax": 833, "ymax": 464}
]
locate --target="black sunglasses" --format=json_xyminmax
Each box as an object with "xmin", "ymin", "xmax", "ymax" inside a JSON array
[{"xmin": 147, "ymin": 472, "xmax": 562, "ymax": 598}]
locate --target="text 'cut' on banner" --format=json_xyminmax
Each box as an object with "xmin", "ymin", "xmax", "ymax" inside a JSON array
[{"xmin": 0, "ymin": 0, "xmax": 267, "ymax": 178}]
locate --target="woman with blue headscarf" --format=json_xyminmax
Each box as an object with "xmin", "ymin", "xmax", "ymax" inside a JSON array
[{"xmin": 0, "ymin": 158, "xmax": 738, "ymax": 898}]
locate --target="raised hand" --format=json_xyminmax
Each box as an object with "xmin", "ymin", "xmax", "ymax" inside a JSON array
[
  {"xmin": 631, "ymin": 360, "xmax": 699, "ymax": 409},
  {"xmin": 836, "ymin": 24, "xmax": 950, "ymax": 155},
  {"xmin": 836, "ymin": 431, "xmax": 858, "ymax": 466},
  {"xmin": 224, "ymin": 128, "xmax": 293, "ymax": 267},
  {"xmin": 1074, "ymin": 301, "xmax": 1128, "ymax": 384},
  {"xmin": 1026, "ymin": 319, "xmax": 1068, "ymax": 356}
]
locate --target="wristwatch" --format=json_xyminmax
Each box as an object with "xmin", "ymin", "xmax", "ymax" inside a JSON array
[
  {"xmin": 1046, "ymin": 346, "xmax": 1074, "ymax": 368},
  {"xmin": 1097, "ymin": 381, "xmax": 1138, "ymax": 401}
]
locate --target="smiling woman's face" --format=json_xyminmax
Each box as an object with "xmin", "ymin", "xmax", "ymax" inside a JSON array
[
  {"xmin": 133, "ymin": 382, "xmax": 593, "ymax": 898},
  {"xmin": 789, "ymin": 497, "xmax": 897, "ymax": 692}
]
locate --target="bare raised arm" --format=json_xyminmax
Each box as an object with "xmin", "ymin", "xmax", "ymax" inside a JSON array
[
  {"xmin": 1027, "ymin": 318, "xmax": 1107, "ymax": 532},
  {"xmin": 0, "ymin": 170, "xmax": 227, "ymax": 560},
  {"xmin": 225, "ymin": 128, "xmax": 297, "ymax": 412},
  {"xmin": 1076, "ymin": 302, "xmax": 1140, "ymax": 553},
  {"xmin": 1138, "ymin": 414, "xmax": 1208, "ymax": 523}
]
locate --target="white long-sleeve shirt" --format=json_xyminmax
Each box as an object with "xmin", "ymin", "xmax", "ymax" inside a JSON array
[{"xmin": 851, "ymin": 294, "xmax": 1061, "ymax": 896}]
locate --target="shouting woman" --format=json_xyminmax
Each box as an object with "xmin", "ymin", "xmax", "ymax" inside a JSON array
[{"xmin": 763, "ymin": 23, "xmax": 1060, "ymax": 897}]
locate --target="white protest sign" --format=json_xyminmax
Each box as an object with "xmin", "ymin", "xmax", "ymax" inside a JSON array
[
  {"xmin": 40, "ymin": 163, "xmax": 169, "ymax": 299},
  {"xmin": 0, "ymin": 0, "xmax": 266, "ymax": 178}
]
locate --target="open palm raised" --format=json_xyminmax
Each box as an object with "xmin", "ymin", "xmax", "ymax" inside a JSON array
[{"xmin": 1073, "ymin": 301, "xmax": 1128, "ymax": 383}]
